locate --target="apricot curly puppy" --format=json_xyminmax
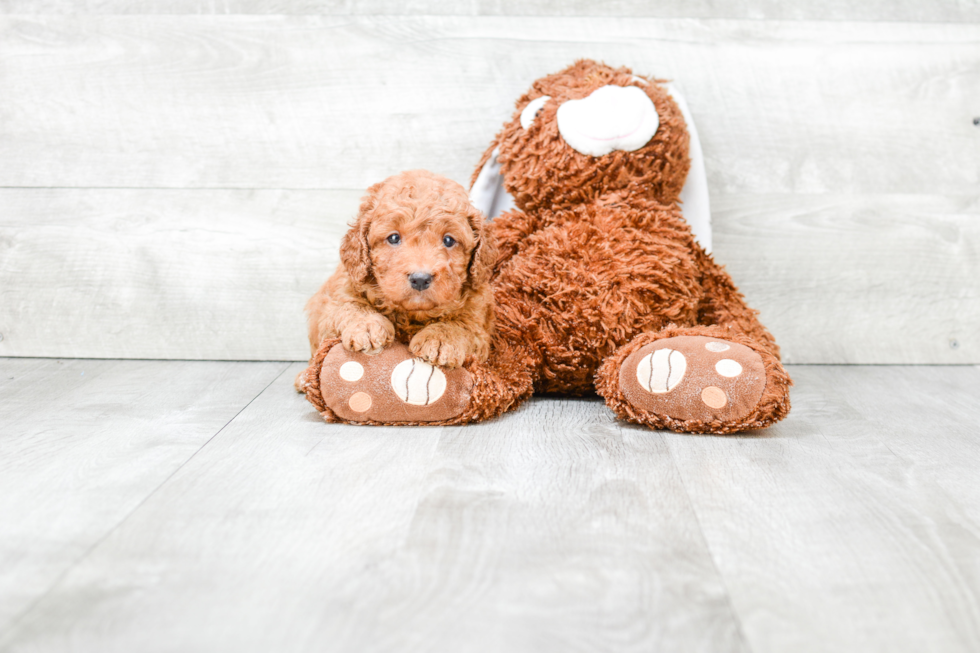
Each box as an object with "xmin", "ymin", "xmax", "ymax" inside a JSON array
[{"xmin": 296, "ymin": 170, "xmax": 495, "ymax": 391}]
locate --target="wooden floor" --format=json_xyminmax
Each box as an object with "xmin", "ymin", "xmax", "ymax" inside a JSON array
[{"xmin": 0, "ymin": 359, "xmax": 977, "ymax": 652}]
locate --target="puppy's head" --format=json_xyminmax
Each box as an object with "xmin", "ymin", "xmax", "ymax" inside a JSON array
[{"xmin": 341, "ymin": 170, "xmax": 494, "ymax": 313}]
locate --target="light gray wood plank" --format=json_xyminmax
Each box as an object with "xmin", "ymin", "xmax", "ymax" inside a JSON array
[
  {"xmin": 0, "ymin": 188, "xmax": 358, "ymax": 360},
  {"xmin": 0, "ymin": 357, "xmax": 287, "ymax": 632},
  {"xmin": 0, "ymin": 17, "xmax": 977, "ymax": 194},
  {"xmin": 1, "ymin": 0, "xmax": 977, "ymax": 22},
  {"xmin": 713, "ymin": 193, "xmax": 980, "ymax": 365},
  {"xmin": 0, "ymin": 358, "xmax": 62, "ymax": 392},
  {"xmin": 2, "ymin": 189, "xmax": 976, "ymax": 363},
  {"xmin": 0, "ymin": 364, "xmax": 748, "ymax": 653},
  {"xmin": 665, "ymin": 364, "xmax": 980, "ymax": 653},
  {"xmin": 342, "ymin": 399, "xmax": 746, "ymax": 652}
]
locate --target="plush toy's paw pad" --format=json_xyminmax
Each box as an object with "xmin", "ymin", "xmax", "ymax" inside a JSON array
[
  {"xmin": 319, "ymin": 342, "xmax": 473, "ymax": 423},
  {"xmin": 620, "ymin": 336, "xmax": 766, "ymax": 423}
]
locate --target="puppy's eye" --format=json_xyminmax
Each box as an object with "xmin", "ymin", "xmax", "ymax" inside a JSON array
[
  {"xmin": 386, "ymin": 233, "xmax": 401, "ymax": 245},
  {"xmin": 442, "ymin": 235, "xmax": 457, "ymax": 248}
]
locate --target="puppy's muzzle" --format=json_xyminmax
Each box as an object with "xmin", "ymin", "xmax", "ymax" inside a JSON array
[{"xmin": 409, "ymin": 271, "xmax": 433, "ymax": 292}]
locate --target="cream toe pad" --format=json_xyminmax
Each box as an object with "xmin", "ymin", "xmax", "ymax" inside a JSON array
[
  {"xmin": 390, "ymin": 359, "xmax": 447, "ymax": 406},
  {"xmin": 715, "ymin": 359, "xmax": 743, "ymax": 378},
  {"xmin": 636, "ymin": 348, "xmax": 687, "ymax": 393},
  {"xmin": 339, "ymin": 361, "xmax": 364, "ymax": 382}
]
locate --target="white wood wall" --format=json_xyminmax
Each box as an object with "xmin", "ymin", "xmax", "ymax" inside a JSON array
[{"xmin": 0, "ymin": 4, "xmax": 977, "ymax": 363}]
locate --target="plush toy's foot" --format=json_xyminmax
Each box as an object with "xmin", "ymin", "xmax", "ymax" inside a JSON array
[
  {"xmin": 597, "ymin": 329, "xmax": 791, "ymax": 434},
  {"xmin": 622, "ymin": 334, "xmax": 766, "ymax": 421},
  {"xmin": 303, "ymin": 337, "xmax": 537, "ymax": 426},
  {"xmin": 306, "ymin": 340, "xmax": 474, "ymax": 425}
]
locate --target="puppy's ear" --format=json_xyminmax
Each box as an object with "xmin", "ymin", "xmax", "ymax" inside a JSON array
[
  {"xmin": 465, "ymin": 204, "xmax": 497, "ymax": 289},
  {"xmin": 340, "ymin": 182, "xmax": 382, "ymax": 285}
]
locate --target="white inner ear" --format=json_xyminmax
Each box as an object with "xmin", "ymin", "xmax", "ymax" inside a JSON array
[
  {"xmin": 556, "ymin": 85, "xmax": 659, "ymax": 157},
  {"xmin": 520, "ymin": 96, "xmax": 550, "ymax": 129},
  {"xmin": 665, "ymin": 83, "xmax": 712, "ymax": 254},
  {"xmin": 469, "ymin": 147, "xmax": 517, "ymax": 220}
]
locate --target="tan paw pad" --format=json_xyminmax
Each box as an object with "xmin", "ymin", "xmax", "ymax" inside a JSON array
[
  {"xmin": 348, "ymin": 391, "xmax": 372, "ymax": 412},
  {"xmin": 701, "ymin": 386, "xmax": 727, "ymax": 409},
  {"xmin": 620, "ymin": 335, "xmax": 766, "ymax": 423},
  {"xmin": 318, "ymin": 343, "xmax": 473, "ymax": 424}
]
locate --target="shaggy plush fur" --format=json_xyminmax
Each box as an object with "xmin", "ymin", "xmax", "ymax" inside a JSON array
[
  {"xmin": 303, "ymin": 60, "xmax": 791, "ymax": 433},
  {"xmin": 299, "ymin": 170, "xmax": 495, "ymax": 389}
]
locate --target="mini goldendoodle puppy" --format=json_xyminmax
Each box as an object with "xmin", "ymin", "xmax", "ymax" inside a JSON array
[{"xmin": 297, "ymin": 170, "xmax": 495, "ymax": 391}]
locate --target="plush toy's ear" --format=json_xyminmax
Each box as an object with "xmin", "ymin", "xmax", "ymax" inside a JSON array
[
  {"xmin": 465, "ymin": 203, "xmax": 497, "ymax": 289},
  {"xmin": 469, "ymin": 141, "xmax": 498, "ymax": 192},
  {"xmin": 340, "ymin": 182, "xmax": 382, "ymax": 285},
  {"xmin": 469, "ymin": 146, "xmax": 518, "ymax": 220}
]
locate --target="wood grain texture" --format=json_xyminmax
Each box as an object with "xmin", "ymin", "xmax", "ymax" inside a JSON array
[
  {"xmin": 0, "ymin": 16, "xmax": 977, "ymax": 194},
  {"xmin": 0, "ymin": 14, "xmax": 975, "ymax": 363},
  {"xmin": 666, "ymin": 364, "xmax": 980, "ymax": 653},
  {"xmin": 0, "ymin": 357, "xmax": 287, "ymax": 633},
  {"xmin": 0, "ymin": 188, "xmax": 358, "ymax": 360},
  {"xmin": 2, "ymin": 361, "xmax": 979, "ymax": 651},
  {"xmin": 1, "ymin": 0, "xmax": 978, "ymax": 22},
  {"xmin": 0, "ymin": 363, "xmax": 749, "ymax": 653},
  {"xmin": 712, "ymin": 193, "xmax": 980, "ymax": 364},
  {"xmin": 2, "ymin": 189, "xmax": 976, "ymax": 363}
]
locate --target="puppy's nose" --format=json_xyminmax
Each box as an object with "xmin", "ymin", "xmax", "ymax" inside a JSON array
[{"xmin": 409, "ymin": 271, "xmax": 433, "ymax": 292}]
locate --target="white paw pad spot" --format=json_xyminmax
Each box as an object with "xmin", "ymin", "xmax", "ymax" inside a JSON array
[
  {"xmin": 338, "ymin": 361, "xmax": 364, "ymax": 382},
  {"xmin": 705, "ymin": 341, "xmax": 730, "ymax": 352},
  {"xmin": 636, "ymin": 348, "xmax": 686, "ymax": 394},
  {"xmin": 390, "ymin": 359, "xmax": 447, "ymax": 406},
  {"xmin": 715, "ymin": 359, "xmax": 743, "ymax": 378}
]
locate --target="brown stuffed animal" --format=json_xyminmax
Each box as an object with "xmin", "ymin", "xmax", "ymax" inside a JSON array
[{"xmin": 302, "ymin": 60, "xmax": 791, "ymax": 434}]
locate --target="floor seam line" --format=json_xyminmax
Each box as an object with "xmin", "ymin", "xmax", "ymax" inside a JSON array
[
  {"xmin": 663, "ymin": 434, "xmax": 757, "ymax": 653},
  {"xmin": 0, "ymin": 361, "xmax": 292, "ymax": 641}
]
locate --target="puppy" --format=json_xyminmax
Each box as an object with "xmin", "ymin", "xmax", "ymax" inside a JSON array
[{"xmin": 299, "ymin": 170, "xmax": 495, "ymax": 389}]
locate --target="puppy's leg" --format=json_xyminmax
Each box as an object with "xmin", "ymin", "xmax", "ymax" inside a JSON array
[
  {"xmin": 339, "ymin": 312, "xmax": 395, "ymax": 355},
  {"xmin": 409, "ymin": 321, "xmax": 490, "ymax": 369},
  {"xmin": 296, "ymin": 297, "xmax": 395, "ymax": 394}
]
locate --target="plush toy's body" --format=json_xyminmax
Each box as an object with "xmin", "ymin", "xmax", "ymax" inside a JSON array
[{"xmin": 304, "ymin": 60, "xmax": 791, "ymax": 434}]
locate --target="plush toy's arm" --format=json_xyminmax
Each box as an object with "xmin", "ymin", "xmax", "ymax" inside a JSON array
[
  {"xmin": 488, "ymin": 209, "xmax": 544, "ymax": 273},
  {"xmin": 694, "ymin": 247, "xmax": 781, "ymax": 360}
]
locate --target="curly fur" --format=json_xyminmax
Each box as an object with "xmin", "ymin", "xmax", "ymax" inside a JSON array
[
  {"xmin": 303, "ymin": 60, "xmax": 791, "ymax": 434},
  {"xmin": 300, "ymin": 170, "xmax": 496, "ymax": 384},
  {"xmin": 471, "ymin": 60, "xmax": 691, "ymax": 215},
  {"xmin": 465, "ymin": 60, "xmax": 791, "ymax": 431}
]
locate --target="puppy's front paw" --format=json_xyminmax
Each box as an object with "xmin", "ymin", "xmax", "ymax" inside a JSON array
[
  {"xmin": 410, "ymin": 325, "xmax": 474, "ymax": 369},
  {"xmin": 341, "ymin": 315, "xmax": 394, "ymax": 355}
]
